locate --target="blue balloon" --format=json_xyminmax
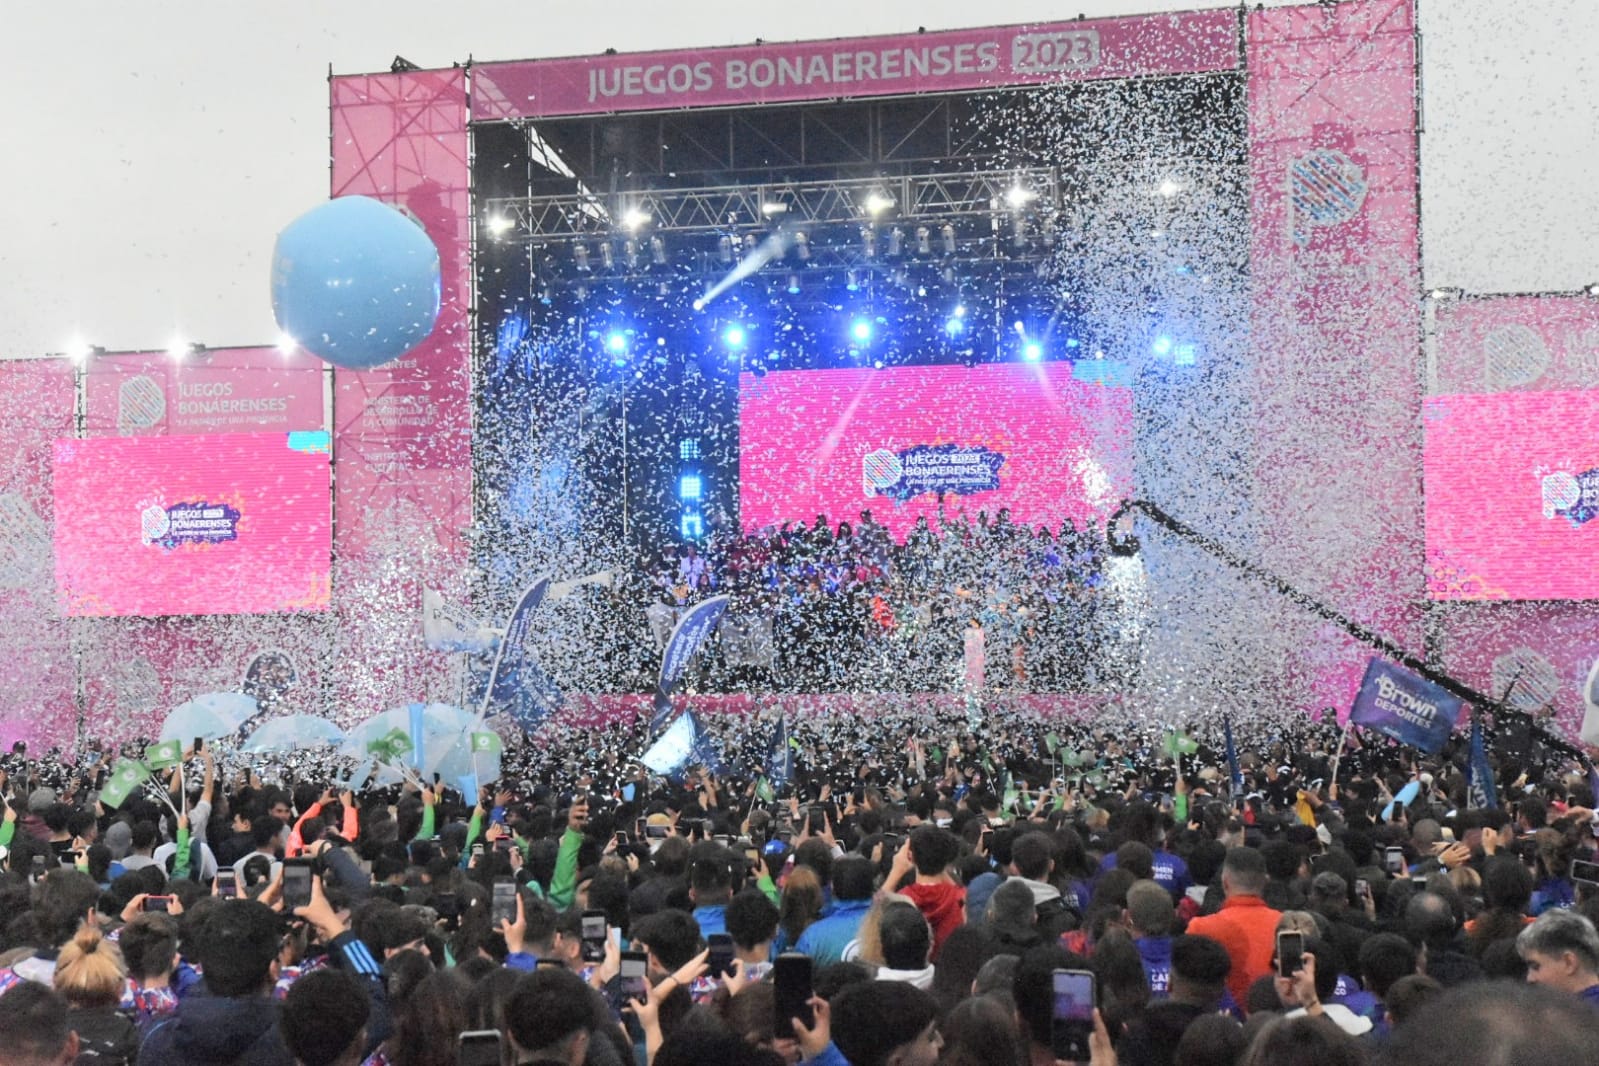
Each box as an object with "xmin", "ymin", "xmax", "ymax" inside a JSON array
[{"xmin": 270, "ymin": 195, "xmax": 441, "ymax": 369}]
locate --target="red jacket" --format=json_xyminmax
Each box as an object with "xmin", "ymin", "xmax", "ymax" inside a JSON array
[
  {"xmin": 901, "ymin": 880, "xmax": 966, "ymax": 960},
  {"xmin": 1185, "ymin": 894, "xmax": 1282, "ymax": 1007}
]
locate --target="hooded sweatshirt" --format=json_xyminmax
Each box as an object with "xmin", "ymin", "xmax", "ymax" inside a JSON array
[
  {"xmin": 137, "ymin": 994, "xmax": 292, "ymax": 1066},
  {"xmin": 900, "ymin": 881, "xmax": 965, "ymax": 960}
]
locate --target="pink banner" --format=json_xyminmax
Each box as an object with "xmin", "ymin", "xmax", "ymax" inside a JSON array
[
  {"xmin": 738, "ymin": 363, "xmax": 1133, "ymax": 540},
  {"xmin": 1434, "ymin": 295, "xmax": 1599, "ymax": 395},
  {"xmin": 329, "ymin": 69, "xmax": 474, "ymax": 711},
  {"xmin": 1246, "ymin": 0, "xmax": 1423, "ymax": 710},
  {"xmin": 83, "ymin": 347, "xmax": 325, "ymax": 437},
  {"xmin": 472, "ymin": 11, "xmax": 1239, "ymax": 120},
  {"xmin": 53, "ymin": 433, "xmax": 332, "ymax": 618},
  {"xmin": 1424, "ymin": 391, "xmax": 1599, "ymax": 602}
]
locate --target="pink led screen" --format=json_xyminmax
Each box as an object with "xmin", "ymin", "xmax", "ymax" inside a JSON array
[
  {"xmin": 1425, "ymin": 391, "xmax": 1599, "ymax": 601},
  {"xmin": 54, "ymin": 432, "xmax": 332, "ymax": 617},
  {"xmin": 738, "ymin": 363, "xmax": 1133, "ymax": 540}
]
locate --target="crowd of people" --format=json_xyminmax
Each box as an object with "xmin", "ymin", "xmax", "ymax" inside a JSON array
[
  {"xmin": 3, "ymin": 703, "xmax": 1599, "ymax": 1066},
  {"xmin": 644, "ymin": 506, "xmax": 1126, "ymax": 693}
]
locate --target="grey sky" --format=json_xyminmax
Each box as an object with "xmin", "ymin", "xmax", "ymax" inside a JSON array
[{"xmin": 0, "ymin": 0, "xmax": 1594, "ymax": 357}]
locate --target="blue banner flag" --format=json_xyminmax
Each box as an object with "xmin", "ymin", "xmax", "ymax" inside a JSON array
[
  {"xmin": 1466, "ymin": 717, "xmax": 1498, "ymax": 810},
  {"xmin": 1223, "ymin": 714, "xmax": 1243, "ymax": 793},
  {"xmin": 482, "ymin": 577, "xmax": 551, "ymax": 710},
  {"xmin": 650, "ymin": 596, "xmax": 730, "ymax": 736},
  {"xmin": 1349, "ymin": 658, "xmax": 1464, "ymax": 754},
  {"xmin": 765, "ymin": 717, "xmax": 794, "ymax": 792}
]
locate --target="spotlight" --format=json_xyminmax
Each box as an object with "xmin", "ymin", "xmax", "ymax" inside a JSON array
[
  {"xmin": 1157, "ymin": 178, "xmax": 1184, "ymax": 198},
  {"xmin": 1005, "ymin": 184, "xmax": 1037, "ymax": 209},
  {"xmin": 1023, "ymin": 341, "xmax": 1043, "ymax": 362},
  {"xmin": 624, "ymin": 239, "xmax": 640, "ymax": 269},
  {"xmin": 785, "ymin": 274, "xmax": 801, "ymax": 295},
  {"xmin": 718, "ymin": 236, "xmax": 734, "ymax": 264},
  {"xmin": 573, "ymin": 243, "xmax": 591, "ymax": 272},
  {"xmin": 940, "ymin": 224, "xmax": 956, "ymax": 256},
  {"xmin": 1012, "ymin": 216, "xmax": 1029, "ymax": 247},
  {"xmin": 915, "ymin": 227, "xmax": 931, "ymax": 255},
  {"xmin": 605, "ymin": 331, "xmax": 628, "ymax": 356},
  {"xmin": 390, "ymin": 56, "xmax": 421, "ymax": 73},
  {"xmin": 886, "ymin": 228, "xmax": 904, "ymax": 257},
  {"xmin": 620, "ymin": 207, "xmax": 651, "ymax": 232},
  {"xmin": 850, "ymin": 319, "xmax": 873, "ymax": 343},
  {"xmin": 599, "ymin": 242, "xmax": 615, "ymax": 270},
  {"xmin": 485, "ymin": 214, "xmax": 514, "ymax": 237},
  {"xmin": 274, "ymin": 333, "xmax": 298, "ymax": 356},
  {"xmin": 945, "ymin": 317, "xmax": 965, "ymax": 336},
  {"xmin": 846, "ymin": 271, "xmax": 861, "ymax": 292},
  {"xmin": 1587, "ymin": 283, "xmax": 1599, "ymax": 297},
  {"xmin": 953, "ymin": 304, "xmax": 967, "ymax": 318},
  {"xmin": 168, "ymin": 337, "xmax": 193, "ymax": 359},
  {"xmin": 794, "ymin": 232, "xmax": 810, "ymax": 261},
  {"xmin": 650, "ymin": 236, "xmax": 667, "ymax": 266},
  {"xmin": 861, "ymin": 228, "xmax": 877, "ymax": 258},
  {"xmin": 863, "ymin": 191, "xmax": 895, "ymax": 217},
  {"xmin": 760, "ymin": 201, "xmax": 788, "ymax": 217},
  {"xmin": 64, "ymin": 338, "xmax": 96, "ymax": 363},
  {"xmin": 1151, "ymin": 335, "xmax": 1173, "ymax": 356},
  {"xmin": 723, "ymin": 325, "xmax": 746, "ymax": 349}
]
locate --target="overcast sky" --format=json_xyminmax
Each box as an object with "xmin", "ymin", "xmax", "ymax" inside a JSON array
[{"xmin": 0, "ymin": 0, "xmax": 1595, "ymax": 357}]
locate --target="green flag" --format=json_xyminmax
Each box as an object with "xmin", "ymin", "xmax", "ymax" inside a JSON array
[
  {"xmin": 381, "ymin": 728, "xmax": 414, "ymax": 758},
  {"xmin": 366, "ymin": 736, "xmax": 396, "ymax": 761},
  {"xmin": 470, "ymin": 731, "xmax": 501, "ymax": 754},
  {"xmin": 1060, "ymin": 750, "xmax": 1084, "ymax": 768},
  {"xmin": 145, "ymin": 739, "xmax": 184, "ymax": 770},
  {"xmin": 1001, "ymin": 772, "xmax": 1019, "ymax": 812},
  {"xmin": 1162, "ymin": 732, "xmax": 1199, "ymax": 758},
  {"xmin": 100, "ymin": 760, "xmax": 151, "ymax": 810},
  {"xmin": 1044, "ymin": 732, "xmax": 1061, "ymax": 756},
  {"xmin": 754, "ymin": 776, "xmax": 774, "ymax": 803}
]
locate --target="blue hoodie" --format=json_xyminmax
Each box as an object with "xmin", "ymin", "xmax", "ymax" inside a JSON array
[{"xmin": 795, "ymin": 898, "xmax": 874, "ymax": 966}]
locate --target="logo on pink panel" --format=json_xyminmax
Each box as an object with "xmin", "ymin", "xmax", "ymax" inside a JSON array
[{"xmin": 1288, "ymin": 148, "xmax": 1368, "ymax": 246}]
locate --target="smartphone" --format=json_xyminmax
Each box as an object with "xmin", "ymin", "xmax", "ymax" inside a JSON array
[
  {"xmin": 1277, "ymin": 931, "xmax": 1304, "ymax": 977},
  {"xmin": 772, "ymin": 953, "xmax": 814, "ymax": 1040},
  {"xmin": 491, "ymin": 879, "xmax": 518, "ymax": 927},
  {"xmin": 646, "ymin": 824, "xmax": 669, "ymax": 840},
  {"xmin": 471, "ymin": 843, "xmax": 485, "ymax": 859},
  {"xmin": 1050, "ymin": 969, "xmax": 1096, "ymax": 1062},
  {"xmin": 282, "ymin": 858, "xmax": 314, "ymax": 911},
  {"xmin": 142, "ymin": 895, "xmax": 173, "ymax": 913},
  {"xmin": 1384, "ymin": 847, "xmax": 1405, "ymax": 876},
  {"xmin": 215, "ymin": 870, "xmax": 238, "ymax": 899},
  {"xmin": 193, "ymin": 737, "xmax": 204, "ymax": 755},
  {"xmin": 1573, "ymin": 859, "xmax": 1599, "ymax": 886},
  {"xmin": 492, "ymin": 838, "xmax": 513, "ymax": 853},
  {"xmin": 457, "ymin": 1030, "xmax": 504, "ymax": 1066},
  {"xmin": 1354, "ymin": 878, "xmax": 1371, "ymax": 902},
  {"xmin": 713, "ymin": 834, "xmax": 732, "ymax": 848},
  {"xmin": 708, "ymin": 932, "xmax": 735, "ymax": 979},
  {"xmin": 619, "ymin": 950, "xmax": 649, "ymax": 1003},
  {"xmin": 614, "ymin": 831, "xmax": 630, "ymax": 848},
  {"xmin": 580, "ymin": 910, "xmax": 607, "ymax": 963}
]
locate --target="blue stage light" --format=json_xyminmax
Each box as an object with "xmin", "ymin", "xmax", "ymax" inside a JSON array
[
  {"xmin": 1174, "ymin": 343, "xmax": 1198, "ymax": 366},
  {"xmin": 679, "ymin": 474, "xmax": 702, "ymax": 500},
  {"xmin": 851, "ymin": 319, "xmax": 872, "ymax": 343},
  {"xmin": 723, "ymin": 325, "xmax": 746, "ymax": 349},
  {"xmin": 1151, "ymin": 335, "xmax": 1173, "ymax": 356},
  {"xmin": 1023, "ymin": 341, "xmax": 1043, "ymax": 362},
  {"xmin": 945, "ymin": 317, "xmax": 964, "ymax": 336},
  {"xmin": 605, "ymin": 331, "xmax": 628, "ymax": 354}
]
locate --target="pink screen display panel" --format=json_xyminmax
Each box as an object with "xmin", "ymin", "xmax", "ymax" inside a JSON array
[
  {"xmin": 739, "ymin": 363, "xmax": 1133, "ymax": 540},
  {"xmin": 53, "ymin": 432, "xmax": 332, "ymax": 617},
  {"xmin": 1425, "ymin": 391, "xmax": 1599, "ymax": 601}
]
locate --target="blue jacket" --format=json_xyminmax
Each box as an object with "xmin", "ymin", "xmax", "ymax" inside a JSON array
[{"xmin": 794, "ymin": 898, "xmax": 873, "ymax": 966}]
